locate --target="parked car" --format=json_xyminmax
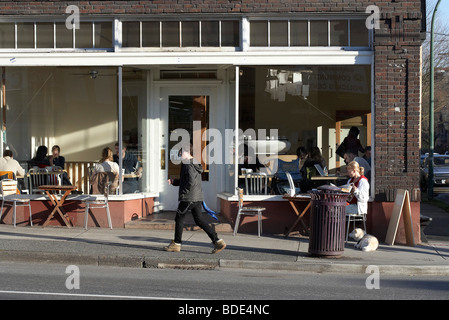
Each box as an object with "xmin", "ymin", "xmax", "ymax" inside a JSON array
[{"xmin": 421, "ymin": 154, "xmax": 449, "ymax": 193}]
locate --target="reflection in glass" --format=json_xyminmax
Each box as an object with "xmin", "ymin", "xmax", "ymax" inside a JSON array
[
  {"xmin": 94, "ymin": 22, "xmax": 113, "ymax": 48},
  {"xmin": 56, "ymin": 22, "xmax": 73, "ymax": 48},
  {"xmin": 162, "ymin": 21, "xmax": 180, "ymax": 47},
  {"xmin": 142, "ymin": 21, "xmax": 160, "ymax": 47},
  {"xmin": 310, "ymin": 20, "xmax": 328, "ymax": 46},
  {"xmin": 290, "ymin": 21, "xmax": 308, "ymax": 46},
  {"xmin": 17, "ymin": 22, "xmax": 34, "ymax": 48},
  {"xmin": 330, "ymin": 20, "xmax": 348, "ymax": 46},
  {"xmin": 75, "ymin": 22, "xmax": 93, "ymax": 48},
  {"xmin": 122, "ymin": 21, "xmax": 140, "ymax": 47},
  {"xmin": 270, "ymin": 21, "xmax": 288, "ymax": 46},
  {"xmin": 250, "ymin": 21, "xmax": 268, "ymax": 47},
  {"xmin": 182, "ymin": 21, "xmax": 199, "ymax": 47},
  {"xmin": 201, "ymin": 21, "xmax": 219, "ymax": 47},
  {"xmin": 350, "ymin": 20, "xmax": 369, "ymax": 47},
  {"xmin": 0, "ymin": 23, "xmax": 15, "ymax": 48}
]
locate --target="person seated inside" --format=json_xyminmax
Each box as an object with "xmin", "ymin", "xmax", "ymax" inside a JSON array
[
  {"xmin": 113, "ymin": 142, "xmax": 142, "ymax": 194},
  {"xmin": 0, "ymin": 149, "xmax": 25, "ymax": 178},
  {"xmin": 345, "ymin": 160, "xmax": 369, "ymax": 217},
  {"xmin": 272, "ymin": 146, "xmax": 305, "ymax": 195},
  {"xmin": 299, "ymin": 146, "xmax": 326, "ymax": 191},
  {"xmin": 237, "ymin": 144, "xmax": 262, "ymax": 189},
  {"xmin": 29, "ymin": 146, "xmax": 51, "ymax": 168},
  {"xmin": 48, "ymin": 145, "xmax": 72, "ymax": 186}
]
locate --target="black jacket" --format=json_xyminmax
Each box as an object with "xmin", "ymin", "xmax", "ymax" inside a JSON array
[{"xmin": 172, "ymin": 162, "xmax": 204, "ymax": 202}]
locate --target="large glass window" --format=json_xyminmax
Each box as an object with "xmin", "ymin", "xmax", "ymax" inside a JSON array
[
  {"xmin": 237, "ymin": 65, "xmax": 372, "ymax": 195},
  {"xmin": 4, "ymin": 67, "xmax": 118, "ymax": 193}
]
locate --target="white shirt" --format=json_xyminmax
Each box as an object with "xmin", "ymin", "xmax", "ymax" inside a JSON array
[
  {"xmin": 94, "ymin": 160, "xmax": 119, "ymax": 174},
  {"xmin": 0, "ymin": 156, "xmax": 25, "ymax": 177},
  {"xmin": 347, "ymin": 176, "xmax": 370, "ymax": 215}
]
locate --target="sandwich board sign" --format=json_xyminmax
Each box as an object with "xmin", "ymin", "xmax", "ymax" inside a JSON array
[{"xmin": 385, "ymin": 189, "xmax": 415, "ymax": 246}]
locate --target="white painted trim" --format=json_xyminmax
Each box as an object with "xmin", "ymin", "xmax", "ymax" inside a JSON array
[{"xmin": 0, "ymin": 50, "xmax": 374, "ymax": 66}]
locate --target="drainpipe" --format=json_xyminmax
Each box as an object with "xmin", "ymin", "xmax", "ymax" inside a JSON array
[{"xmin": 429, "ymin": 0, "xmax": 442, "ymax": 200}]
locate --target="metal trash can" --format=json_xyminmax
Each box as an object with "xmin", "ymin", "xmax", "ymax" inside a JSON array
[{"xmin": 308, "ymin": 185, "xmax": 349, "ymax": 257}]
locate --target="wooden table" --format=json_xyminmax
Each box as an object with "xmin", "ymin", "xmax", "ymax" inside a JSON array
[
  {"xmin": 283, "ymin": 194, "xmax": 312, "ymax": 237},
  {"xmin": 310, "ymin": 175, "xmax": 347, "ymax": 181},
  {"xmin": 39, "ymin": 185, "xmax": 77, "ymax": 228}
]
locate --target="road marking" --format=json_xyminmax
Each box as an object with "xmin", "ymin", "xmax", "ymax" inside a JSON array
[{"xmin": 0, "ymin": 290, "xmax": 188, "ymax": 300}]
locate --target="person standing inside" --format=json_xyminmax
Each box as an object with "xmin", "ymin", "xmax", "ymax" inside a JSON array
[
  {"xmin": 165, "ymin": 143, "xmax": 226, "ymax": 254},
  {"xmin": 114, "ymin": 142, "xmax": 142, "ymax": 193}
]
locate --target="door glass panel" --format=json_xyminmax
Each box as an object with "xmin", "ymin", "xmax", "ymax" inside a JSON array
[{"xmin": 169, "ymin": 96, "xmax": 209, "ymax": 181}]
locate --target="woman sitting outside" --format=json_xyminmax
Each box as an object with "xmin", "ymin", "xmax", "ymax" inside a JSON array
[
  {"xmin": 346, "ymin": 160, "xmax": 369, "ymax": 216},
  {"xmin": 91, "ymin": 147, "xmax": 119, "ymax": 194}
]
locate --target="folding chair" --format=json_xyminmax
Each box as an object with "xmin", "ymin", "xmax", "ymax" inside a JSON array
[
  {"xmin": 0, "ymin": 179, "xmax": 32, "ymax": 227},
  {"xmin": 345, "ymin": 212, "xmax": 367, "ymax": 242},
  {"xmin": 233, "ymin": 187, "xmax": 266, "ymax": 237},
  {"xmin": 244, "ymin": 172, "xmax": 268, "ymax": 195},
  {"xmin": 27, "ymin": 167, "xmax": 50, "ymax": 194},
  {"xmin": 83, "ymin": 172, "xmax": 118, "ymax": 229}
]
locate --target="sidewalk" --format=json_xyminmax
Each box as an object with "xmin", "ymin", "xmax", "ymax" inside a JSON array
[{"xmin": 0, "ymin": 203, "xmax": 448, "ymax": 276}]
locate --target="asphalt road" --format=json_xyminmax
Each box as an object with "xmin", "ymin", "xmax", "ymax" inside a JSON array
[{"xmin": 0, "ymin": 261, "xmax": 448, "ymax": 302}]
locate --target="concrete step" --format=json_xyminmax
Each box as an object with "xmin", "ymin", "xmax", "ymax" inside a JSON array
[{"xmin": 125, "ymin": 211, "xmax": 233, "ymax": 233}]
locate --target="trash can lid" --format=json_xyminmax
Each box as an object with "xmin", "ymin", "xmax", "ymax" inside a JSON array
[{"xmin": 317, "ymin": 184, "xmax": 342, "ymax": 192}]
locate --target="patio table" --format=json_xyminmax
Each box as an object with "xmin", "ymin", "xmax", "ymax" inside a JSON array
[
  {"xmin": 283, "ymin": 194, "xmax": 311, "ymax": 237},
  {"xmin": 39, "ymin": 185, "xmax": 77, "ymax": 228}
]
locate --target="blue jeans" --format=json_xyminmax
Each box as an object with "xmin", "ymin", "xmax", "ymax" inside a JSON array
[{"xmin": 174, "ymin": 201, "xmax": 219, "ymax": 244}]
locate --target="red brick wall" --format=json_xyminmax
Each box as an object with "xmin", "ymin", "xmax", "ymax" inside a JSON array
[{"xmin": 0, "ymin": 1, "xmax": 423, "ymax": 16}]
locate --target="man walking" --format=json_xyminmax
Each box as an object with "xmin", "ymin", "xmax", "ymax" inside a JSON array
[{"xmin": 165, "ymin": 144, "xmax": 226, "ymax": 254}]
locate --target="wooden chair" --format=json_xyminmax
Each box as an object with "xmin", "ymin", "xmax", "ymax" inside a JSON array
[
  {"xmin": 0, "ymin": 179, "xmax": 32, "ymax": 227},
  {"xmin": 233, "ymin": 187, "xmax": 266, "ymax": 237}
]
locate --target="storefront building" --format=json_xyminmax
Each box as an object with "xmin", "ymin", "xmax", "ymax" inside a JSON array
[{"xmin": 0, "ymin": 1, "xmax": 425, "ymax": 242}]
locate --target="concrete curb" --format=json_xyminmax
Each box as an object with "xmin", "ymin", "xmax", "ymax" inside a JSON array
[
  {"xmin": 1, "ymin": 250, "xmax": 449, "ymax": 276},
  {"xmin": 219, "ymin": 259, "xmax": 449, "ymax": 276}
]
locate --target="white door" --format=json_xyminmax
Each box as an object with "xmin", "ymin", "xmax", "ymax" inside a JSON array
[{"xmin": 159, "ymin": 87, "xmax": 217, "ymax": 211}]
